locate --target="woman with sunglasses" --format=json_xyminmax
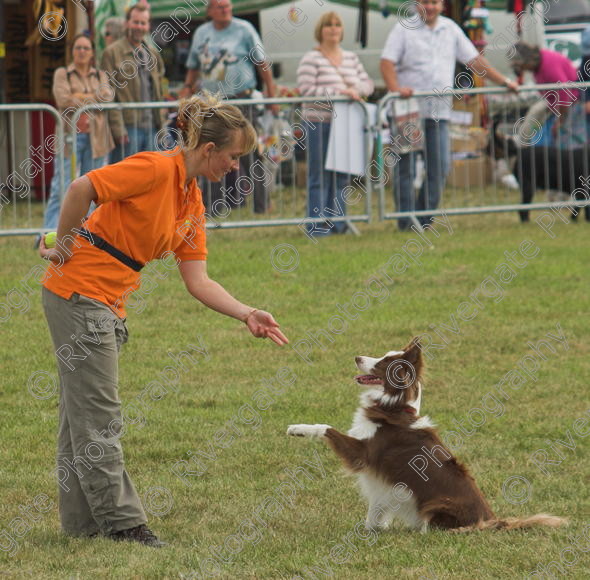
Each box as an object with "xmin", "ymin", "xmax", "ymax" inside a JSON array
[{"xmin": 103, "ymin": 17, "xmax": 125, "ymax": 47}]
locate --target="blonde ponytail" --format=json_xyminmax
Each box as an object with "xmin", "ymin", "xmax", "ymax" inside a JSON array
[{"xmin": 176, "ymin": 92, "xmax": 257, "ymax": 154}]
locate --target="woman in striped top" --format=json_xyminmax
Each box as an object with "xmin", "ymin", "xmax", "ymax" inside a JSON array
[{"xmin": 297, "ymin": 12, "xmax": 374, "ymax": 234}]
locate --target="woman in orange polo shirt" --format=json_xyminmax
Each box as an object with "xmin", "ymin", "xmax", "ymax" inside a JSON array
[{"xmin": 39, "ymin": 94, "xmax": 288, "ymax": 547}]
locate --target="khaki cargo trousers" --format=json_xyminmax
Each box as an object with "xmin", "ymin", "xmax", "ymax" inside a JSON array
[{"xmin": 42, "ymin": 288, "xmax": 147, "ymax": 536}]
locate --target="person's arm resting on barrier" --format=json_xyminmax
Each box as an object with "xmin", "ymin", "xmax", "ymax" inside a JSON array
[
  {"xmin": 257, "ymin": 61, "xmax": 279, "ymax": 114},
  {"xmin": 380, "ymin": 59, "xmax": 413, "ymax": 98},
  {"xmin": 467, "ymin": 55, "xmax": 519, "ymax": 92},
  {"xmin": 180, "ymin": 69, "xmax": 200, "ymax": 98},
  {"xmin": 179, "ymin": 260, "xmax": 289, "ymax": 346}
]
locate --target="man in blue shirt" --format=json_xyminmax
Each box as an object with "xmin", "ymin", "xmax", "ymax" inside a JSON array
[{"xmin": 181, "ymin": 0, "xmax": 277, "ymax": 214}]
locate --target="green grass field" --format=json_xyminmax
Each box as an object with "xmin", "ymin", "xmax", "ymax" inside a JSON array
[{"xmin": 1, "ymin": 211, "xmax": 589, "ymax": 579}]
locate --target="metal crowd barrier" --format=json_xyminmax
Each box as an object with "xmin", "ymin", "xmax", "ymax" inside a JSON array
[
  {"xmin": 376, "ymin": 82, "xmax": 590, "ymax": 228},
  {"xmin": 3, "ymin": 85, "xmax": 590, "ymax": 238},
  {"xmin": 0, "ymin": 104, "xmax": 65, "ymax": 237},
  {"xmin": 69, "ymin": 95, "xmax": 373, "ymax": 231}
]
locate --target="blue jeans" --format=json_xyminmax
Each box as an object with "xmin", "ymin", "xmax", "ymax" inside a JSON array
[
  {"xmin": 43, "ymin": 133, "xmax": 106, "ymax": 230},
  {"xmin": 109, "ymin": 126, "xmax": 158, "ymax": 164},
  {"xmin": 306, "ymin": 121, "xmax": 349, "ymax": 234},
  {"xmin": 393, "ymin": 119, "xmax": 450, "ymax": 230}
]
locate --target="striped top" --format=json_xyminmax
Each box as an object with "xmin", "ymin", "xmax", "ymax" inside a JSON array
[{"xmin": 297, "ymin": 49, "xmax": 374, "ymax": 121}]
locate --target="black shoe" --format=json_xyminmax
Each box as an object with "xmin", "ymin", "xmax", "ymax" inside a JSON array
[{"xmin": 109, "ymin": 524, "xmax": 166, "ymax": 547}]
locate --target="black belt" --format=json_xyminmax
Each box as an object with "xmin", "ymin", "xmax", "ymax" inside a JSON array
[{"xmin": 77, "ymin": 228, "xmax": 144, "ymax": 272}]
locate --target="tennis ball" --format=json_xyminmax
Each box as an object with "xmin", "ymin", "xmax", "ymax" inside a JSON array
[{"xmin": 45, "ymin": 232, "xmax": 57, "ymax": 249}]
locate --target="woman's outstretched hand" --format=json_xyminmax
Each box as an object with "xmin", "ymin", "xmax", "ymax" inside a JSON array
[{"xmin": 245, "ymin": 309, "xmax": 289, "ymax": 346}]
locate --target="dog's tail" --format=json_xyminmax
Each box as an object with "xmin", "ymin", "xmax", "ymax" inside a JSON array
[{"xmin": 451, "ymin": 514, "xmax": 567, "ymax": 533}]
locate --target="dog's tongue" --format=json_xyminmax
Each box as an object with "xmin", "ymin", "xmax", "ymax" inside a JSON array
[{"xmin": 356, "ymin": 375, "xmax": 382, "ymax": 385}]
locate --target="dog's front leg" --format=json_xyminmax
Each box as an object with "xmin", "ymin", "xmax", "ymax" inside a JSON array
[
  {"xmin": 365, "ymin": 502, "xmax": 390, "ymax": 532},
  {"xmin": 287, "ymin": 424, "xmax": 333, "ymax": 438},
  {"xmin": 288, "ymin": 425, "xmax": 367, "ymax": 473}
]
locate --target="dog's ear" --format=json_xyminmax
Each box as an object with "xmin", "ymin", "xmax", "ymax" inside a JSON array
[
  {"xmin": 404, "ymin": 337, "xmax": 422, "ymax": 363},
  {"xmin": 404, "ymin": 338, "xmax": 424, "ymax": 382}
]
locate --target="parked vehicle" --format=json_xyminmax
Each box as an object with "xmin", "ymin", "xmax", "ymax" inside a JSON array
[{"xmin": 544, "ymin": 0, "xmax": 590, "ymax": 66}]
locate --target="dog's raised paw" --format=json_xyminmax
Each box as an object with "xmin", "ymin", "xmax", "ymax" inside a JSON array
[{"xmin": 287, "ymin": 424, "xmax": 332, "ymax": 438}]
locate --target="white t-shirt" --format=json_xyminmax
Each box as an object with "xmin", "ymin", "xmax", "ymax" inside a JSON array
[{"xmin": 381, "ymin": 16, "xmax": 479, "ymax": 120}]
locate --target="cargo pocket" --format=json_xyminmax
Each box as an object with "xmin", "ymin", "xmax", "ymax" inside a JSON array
[
  {"xmin": 113, "ymin": 318, "xmax": 129, "ymax": 352},
  {"xmin": 84, "ymin": 309, "xmax": 119, "ymax": 353},
  {"xmin": 84, "ymin": 473, "xmax": 116, "ymax": 532},
  {"xmin": 78, "ymin": 308, "xmax": 121, "ymax": 404}
]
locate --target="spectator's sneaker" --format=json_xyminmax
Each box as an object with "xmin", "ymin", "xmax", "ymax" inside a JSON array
[{"xmin": 109, "ymin": 524, "xmax": 166, "ymax": 547}]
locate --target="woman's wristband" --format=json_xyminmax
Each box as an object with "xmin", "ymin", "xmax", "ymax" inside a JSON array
[{"xmin": 243, "ymin": 309, "xmax": 259, "ymax": 324}]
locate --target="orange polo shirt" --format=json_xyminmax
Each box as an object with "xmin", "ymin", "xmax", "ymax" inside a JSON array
[{"xmin": 43, "ymin": 149, "xmax": 207, "ymax": 318}]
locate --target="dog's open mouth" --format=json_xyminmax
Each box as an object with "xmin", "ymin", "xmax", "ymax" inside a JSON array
[{"xmin": 355, "ymin": 375, "xmax": 384, "ymax": 386}]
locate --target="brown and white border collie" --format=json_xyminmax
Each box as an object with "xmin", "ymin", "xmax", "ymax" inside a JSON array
[{"xmin": 287, "ymin": 338, "xmax": 566, "ymax": 532}]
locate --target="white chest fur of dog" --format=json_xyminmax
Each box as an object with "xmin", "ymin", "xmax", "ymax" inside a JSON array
[{"xmin": 346, "ymin": 387, "xmax": 425, "ymax": 530}]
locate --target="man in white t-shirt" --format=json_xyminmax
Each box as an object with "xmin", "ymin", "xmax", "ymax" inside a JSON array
[
  {"xmin": 180, "ymin": 0, "xmax": 276, "ymax": 214},
  {"xmin": 381, "ymin": 0, "xmax": 518, "ymax": 230}
]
